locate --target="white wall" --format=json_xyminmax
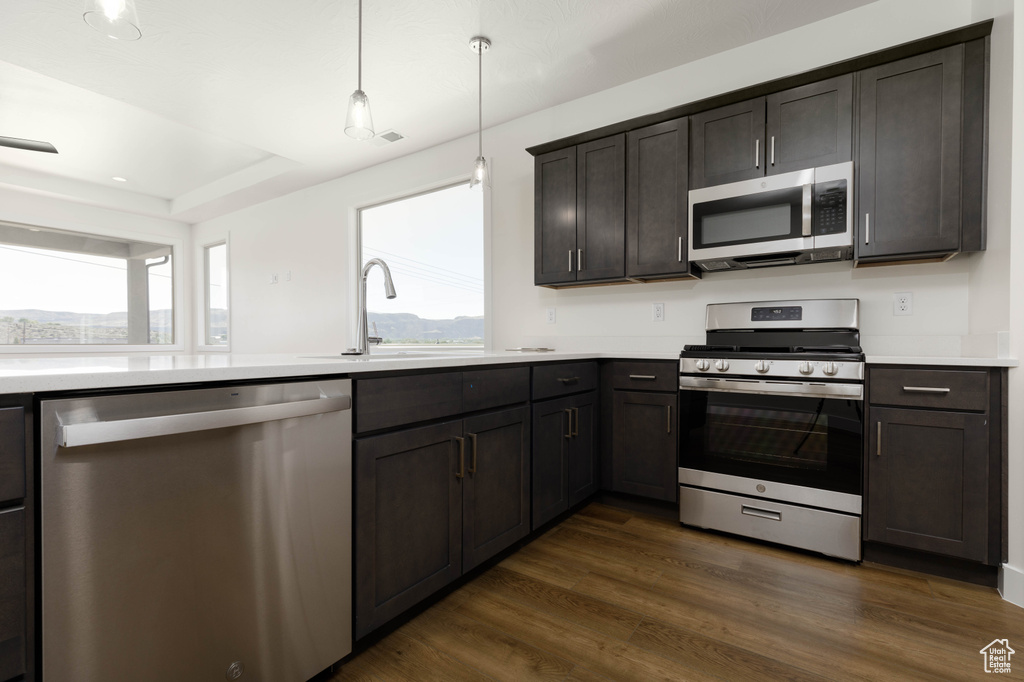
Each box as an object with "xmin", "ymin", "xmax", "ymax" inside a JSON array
[{"xmin": 0, "ymin": 186, "xmax": 193, "ymax": 353}]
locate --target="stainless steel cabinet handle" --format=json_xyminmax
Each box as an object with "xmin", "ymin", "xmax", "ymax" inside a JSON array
[
  {"xmin": 902, "ymin": 386, "xmax": 951, "ymax": 394},
  {"xmin": 876, "ymin": 422, "xmax": 882, "ymax": 457},
  {"xmin": 563, "ymin": 408, "xmax": 573, "ymax": 439},
  {"xmin": 467, "ymin": 432, "xmax": 478, "ymax": 474},
  {"xmin": 755, "ymin": 138, "xmax": 760, "ymax": 168},
  {"xmin": 667, "ymin": 405, "xmax": 672, "ymax": 434},
  {"xmin": 629, "ymin": 374, "xmax": 657, "ymax": 380},
  {"xmin": 865, "ymin": 213, "xmax": 870, "ymax": 245},
  {"xmin": 58, "ymin": 395, "xmax": 352, "ymax": 448},
  {"xmin": 741, "ymin": 505, "xmax": 781, "ymax": 521},
  {"xmin": 770, "ymin": 136, "xmax": 775, "ymax": 166},
  {"xmin": 455, "ymin": 436, "xmax": 465, "ymax": 479},
  {"xmin": 578, "ymin": 248, "xmax": 583, "ymax": 271},
  {"xmin": 568, "ymin": 250, "xmax": 573, "ymax": 273},
  {"xmin": 571, "ymin": 407, "xmax": 579, "ymax": 437},
  {"xmin": 678, "ymin": 236, "xmax": 682, "ymax": 263}
]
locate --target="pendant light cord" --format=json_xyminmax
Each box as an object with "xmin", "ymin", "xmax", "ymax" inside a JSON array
[
  {"xmin": 478, "ymin": 44, "xmax": 482, "ymax": 157},
  {"xmin": 357, "ymin": 0, "xmax": 363, "ymax": 91}
]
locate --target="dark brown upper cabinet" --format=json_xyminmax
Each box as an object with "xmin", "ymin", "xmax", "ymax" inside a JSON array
[
  {"xmin": 856, "ymin": 44, "xmax": 977, "ymax": 264},
  {"xmin": 626, "ymin": 118, "xmax": 698, "ymax": 281},
  {"xmin": 535, "ymin": 135, "xmax": 626, "ymax": 287},
  {"xmin": 689, "ymin": 75, "xmax": 853, "ymax": 190}
]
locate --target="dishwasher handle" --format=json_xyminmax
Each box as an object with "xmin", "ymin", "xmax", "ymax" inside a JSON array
[{"xmin": 59, "ymin": 394, "xmax": 352, "ymax": 448}]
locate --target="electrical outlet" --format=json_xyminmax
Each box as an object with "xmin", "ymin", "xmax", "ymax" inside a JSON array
[
  {"xmin": 546, "ymin": 307, "xmax": 556, "ymax": 324},
  {"xmin": 269, "ymin": 273, "xmax": 279, "ymax": 285},
  {"xmin": 893, "ymin": 292, "xmax": 913, "ymax": 316},
  {"xmin": 652, "ymin": 303, "xmax": 665, "ymax": 322}
]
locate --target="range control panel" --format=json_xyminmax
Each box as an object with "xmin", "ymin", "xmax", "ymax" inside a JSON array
[{"xmin": 750, "ymin": 306, "xmax": 802, "ymax": 322}]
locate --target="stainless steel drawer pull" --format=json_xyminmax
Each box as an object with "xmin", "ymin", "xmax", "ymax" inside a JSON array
[
  {"xmin": 578, "ymin": 248, "xmax": 583, "ymax": 271},
  {"xmin": 58, "ymin": 395, "xmax": 352, "ymax": 448},
  {"xmin": 770, "ymin": 136, "xmax": 775, "ymax": 166},
  {"xmin": 902, "ymin": 386, "xmax": 951, "ymax": 394},
  {"xmin": 678, "ymin": 236, "xmax": 682, "ymax": 262},
  {"xmin": 876, "ymin": 421, "xmax": 882, "ymax": 457},
  {"xmin": 557, "ymin": 376, "xmax": 580, "ymax": 384},
  {"xmin": 568, "ymin": 250, "xmax": 573, "ymax": 273},
  {"xmin": 865, "ymin": 213, "xmax": 870, "ymax": 244},
  {"xmin": 755, "ymin": 139, "xmax": 760, "ymax": 168},
  {"xmin": 629, "ymin": 374, "xmax": 657, "ymax": 380},
  {"xmin": 741, "ymin": 505, "xmax": 781, "ymax": 522}
]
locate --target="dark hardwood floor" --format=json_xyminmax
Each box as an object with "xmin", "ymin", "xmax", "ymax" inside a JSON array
[{"xmin": 332, "ymin": 503, "xmax": 1024, "ymax": 680}]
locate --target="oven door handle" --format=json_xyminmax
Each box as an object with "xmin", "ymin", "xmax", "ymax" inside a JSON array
[{"xmin": 678, "ymin": 375, "xmax": 863, "ymax": 401}]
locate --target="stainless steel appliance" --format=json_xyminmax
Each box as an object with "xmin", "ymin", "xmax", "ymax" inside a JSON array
[
  {"xmin": 688, "ymin": 162, "xmax": 853, "ymax": 271},
  {"xmin": 40, "ymin": 379, "xmax": 353, "ymax": 682},
  {"xmin": 678, "ymin": 299, "xmax": 864, "ymax": 560}
]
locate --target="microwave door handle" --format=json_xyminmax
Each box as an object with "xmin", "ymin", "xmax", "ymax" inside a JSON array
[{"xmin": 802, "ymin": 183, "xmax": 812, "ymax": 237}]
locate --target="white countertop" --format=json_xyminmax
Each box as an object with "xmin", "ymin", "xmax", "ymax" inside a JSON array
[{"xmin": 0, "ymin": 351, "xmax": 1014, "ymax": 395}]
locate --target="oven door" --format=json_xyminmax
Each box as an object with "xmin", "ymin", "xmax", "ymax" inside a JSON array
[
  {"xmin": 678, "ymin": 380, "xmax": 862, "ymax": 497},
  {"xmin": 688, "ymin": 167, "xmax": 813, "ymax": 262}
]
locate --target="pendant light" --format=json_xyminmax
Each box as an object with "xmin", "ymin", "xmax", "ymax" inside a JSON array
[
  {"xmin": 83, "ymin": 0, "xmax": 141, "ymax": 40},
  {"xmin": 469, "ymin": 37, "xmax": 491, "ymax": 190},
  {"xmin": 345, "ymin": 0, "xmax": 375, "ymax": 140}
]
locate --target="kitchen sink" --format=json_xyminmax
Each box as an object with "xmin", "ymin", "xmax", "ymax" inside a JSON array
[{"xmin": 301, "ymin": 351, "xmax": 477, "ymax": 360}]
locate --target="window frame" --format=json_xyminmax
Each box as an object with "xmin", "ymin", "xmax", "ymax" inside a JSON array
[
  {"xmin": 197, "ymin": 238, "xmax": 230, "ymax": 352},
  {"xmin": 0, "ymin": 220, "xmax": 185, "ymax": 354},
  {"xmin": 353, "ymin": 176, "xmax": 491, "ymax": 352}
]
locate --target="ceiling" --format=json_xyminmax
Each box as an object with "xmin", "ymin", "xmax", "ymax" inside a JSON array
[{"xmin": 0, "ymin": 0, "xmax": 874, "ymax": 224}]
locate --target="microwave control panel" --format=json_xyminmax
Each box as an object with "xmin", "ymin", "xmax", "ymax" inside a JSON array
[{"xmin": 813, "ymin": 180, "xmax": 848, "ymax": 236}]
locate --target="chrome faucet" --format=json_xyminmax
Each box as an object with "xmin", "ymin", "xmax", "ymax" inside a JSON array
[{"xmin": 343, "ymin": 258, "xmax": 396, "ymax": 355}]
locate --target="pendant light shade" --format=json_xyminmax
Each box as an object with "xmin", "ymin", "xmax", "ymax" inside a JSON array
[
  {"xmin": 83, "ymin": 0, "xmax": 141, "ymax": 40},
  {"xmin": 469, "ymin": 37, "xmax": 490, "ymax": 190},
  {"xmin": 345, "ymin": 0, "xmax": 375, "ymax": 140}
]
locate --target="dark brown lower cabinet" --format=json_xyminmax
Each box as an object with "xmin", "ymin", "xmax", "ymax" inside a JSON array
[
  {"xmin": 355, "ymin": 407, "xmax": 529, "ymax": 639},
  {"xmin": 0, "ymin": 508, "xmax": 24, "ymax": 682},
  {"xmin": 532, "ymin": 391, "xmax": 597, "ymax": 529},
  {"xmin": 611, "ymin": 391, "xmax": 678, "ymax": 502},
  {"xmin": 866, "ymin": 407, "xmax": 989, "ymax": 561}
]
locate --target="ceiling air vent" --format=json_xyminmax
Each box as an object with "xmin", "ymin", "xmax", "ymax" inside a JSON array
[{"xmin": 369, "ymin": 130, "xmax": 405, "ymax": 147}]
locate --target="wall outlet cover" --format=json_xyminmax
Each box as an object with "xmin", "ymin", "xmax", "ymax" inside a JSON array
[
  {"xmin": 546, "ymin": 307, "xmax": 556, "ymax": 324},
  {"xmin": 653, "ymin": 303, "xmax": 665, "ymax": 322},
  {"xmin": 893, "ymin": 292, "xmax": 913, "ymax": 316}
]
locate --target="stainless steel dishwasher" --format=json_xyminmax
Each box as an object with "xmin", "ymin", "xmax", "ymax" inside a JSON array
[{"xmin": 40, "ymin": 379, "xmax": 352, "ymax": 682}]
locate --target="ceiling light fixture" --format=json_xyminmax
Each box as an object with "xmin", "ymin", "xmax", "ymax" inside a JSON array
[
  {"xmin": 344, "ymin": 0, "xmax": 374, "ymax": 140},
  {"xmin": 469, "ymin": 36, "xmax": 491, "ymax": 191},
  {"xmin": 83, "ymin": 0, "xmax": 142, "ymax": 41}
]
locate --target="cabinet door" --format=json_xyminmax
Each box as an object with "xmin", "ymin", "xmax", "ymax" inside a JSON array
[
  {"xmin": 0, "ymin": 508, "xmax": 24, "ymax": 682},
  {"xmin": 626, "ymin": 118, "xmax": 692, "ymax": 279},
  {"xmin": 576, "ymin": 134, "xmax": 626, "ymax": 281},
  {"xmin": 766, "ymin": 74, "xmax": 852, "ymax": 175},
  {"xmin": 462, "ymin": 407, "xmax": 530, "ymax": 572},
  {"xmin": 531, "ymin": 397, "xmax": 571, "ymax": 529},
  {"xmin": 0, "ymin": 407, "xmax": 24, "ymax": 504},
  {"xmin": 354, "ymin": 421, "xmax": 463, "ymax": 639},
  {"xmin": 534, "ymin": 147, "xmax": 578, "ymax": 285},
  {"xmin": 568, "ymin": 391, "xmax": 599, "ymax": 506},
  {"xmin": 612, "ymin": 391, "xmax": 678, "ymax": 502},
  {"xmin": 867, "ymin": 407, "xmax": 988, "ymax": 561},
  {"xmin": 689, "ymin": 97, "xmax": 765, "ymax": 189},
  {"xmin": 857, "ymin": 45, "xmax": 963, "ymax": 260}
]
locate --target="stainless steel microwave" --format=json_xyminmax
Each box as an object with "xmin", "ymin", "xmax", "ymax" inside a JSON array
[{"xmin": 688, "ymin": 161, "xmax": 853, "ymax": 272}]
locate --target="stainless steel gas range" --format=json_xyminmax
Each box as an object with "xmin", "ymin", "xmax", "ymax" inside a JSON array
[{"xmin": 677, "ymin": 299, "xmax": 864, "ymax": 561}]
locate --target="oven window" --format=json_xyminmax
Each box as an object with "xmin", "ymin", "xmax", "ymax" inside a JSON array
[
  {"xmin": 706, "ymin": 404, "xmax": 828, "ymax": 471},
  {"xmin": 701, "ymin": 205, "xmax": 792, "ymax": 246},
  {"xmin": 680, "ymin": 391, "xmax": 862, "ymax": 495}
]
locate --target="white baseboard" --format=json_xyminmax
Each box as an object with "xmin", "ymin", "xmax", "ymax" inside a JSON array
[{"xmin": 999, "ymin": 564, "xmax": 1024, "ymax": 607}]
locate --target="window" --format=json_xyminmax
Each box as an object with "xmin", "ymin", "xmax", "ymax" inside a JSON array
[
  {"xmin": 359, "ymin": 183, "xmax": 484, "ymax": 348},
  {"xmin": 0, "ymin": 222, "xmax": 175, "ymax": 346},
  {"xmin": 204, "ymin": 242, "xmax": 228, "ymax": 346}
]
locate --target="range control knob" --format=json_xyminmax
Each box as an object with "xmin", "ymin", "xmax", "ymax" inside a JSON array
[
  {"xmin": 822, "ymin": 362, "xmax": 839, "ymax": 376},
  {"xmin": 695, "ymin": 359, "xmax": 711, "ymax": 372},
  {"xmin": 754, "ymin": 360, "xmax": 770, "ymax": 374},
  {"xmin": 798, "ymin": 361, "xmax": 814, "ymax": 375},
  {"xmin": 715, "ymin": 359, "xmax": 730, "ymax": 372}
]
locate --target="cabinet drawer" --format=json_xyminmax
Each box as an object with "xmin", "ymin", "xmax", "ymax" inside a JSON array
[
  {"xmin": 463, "ymin": 367, "xmax": 529, "ymax": 413},
  {"xmin": 869, "ymin": 368, "xmax": 989, "ymax": 411},
  {"xmin": 532, "ymin": 362, "xmax": 598, "ymax": 401},
  {"xmin": 0, "ymin": 408, "xmax": 24, "ymax": 504},
  {"xmin": 356, "ymin": 372, "xmax": 463, "ymax": 433},
  {"xmin": 610, "ymin": 361, "xmax": 678, "ymax": 392}
]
